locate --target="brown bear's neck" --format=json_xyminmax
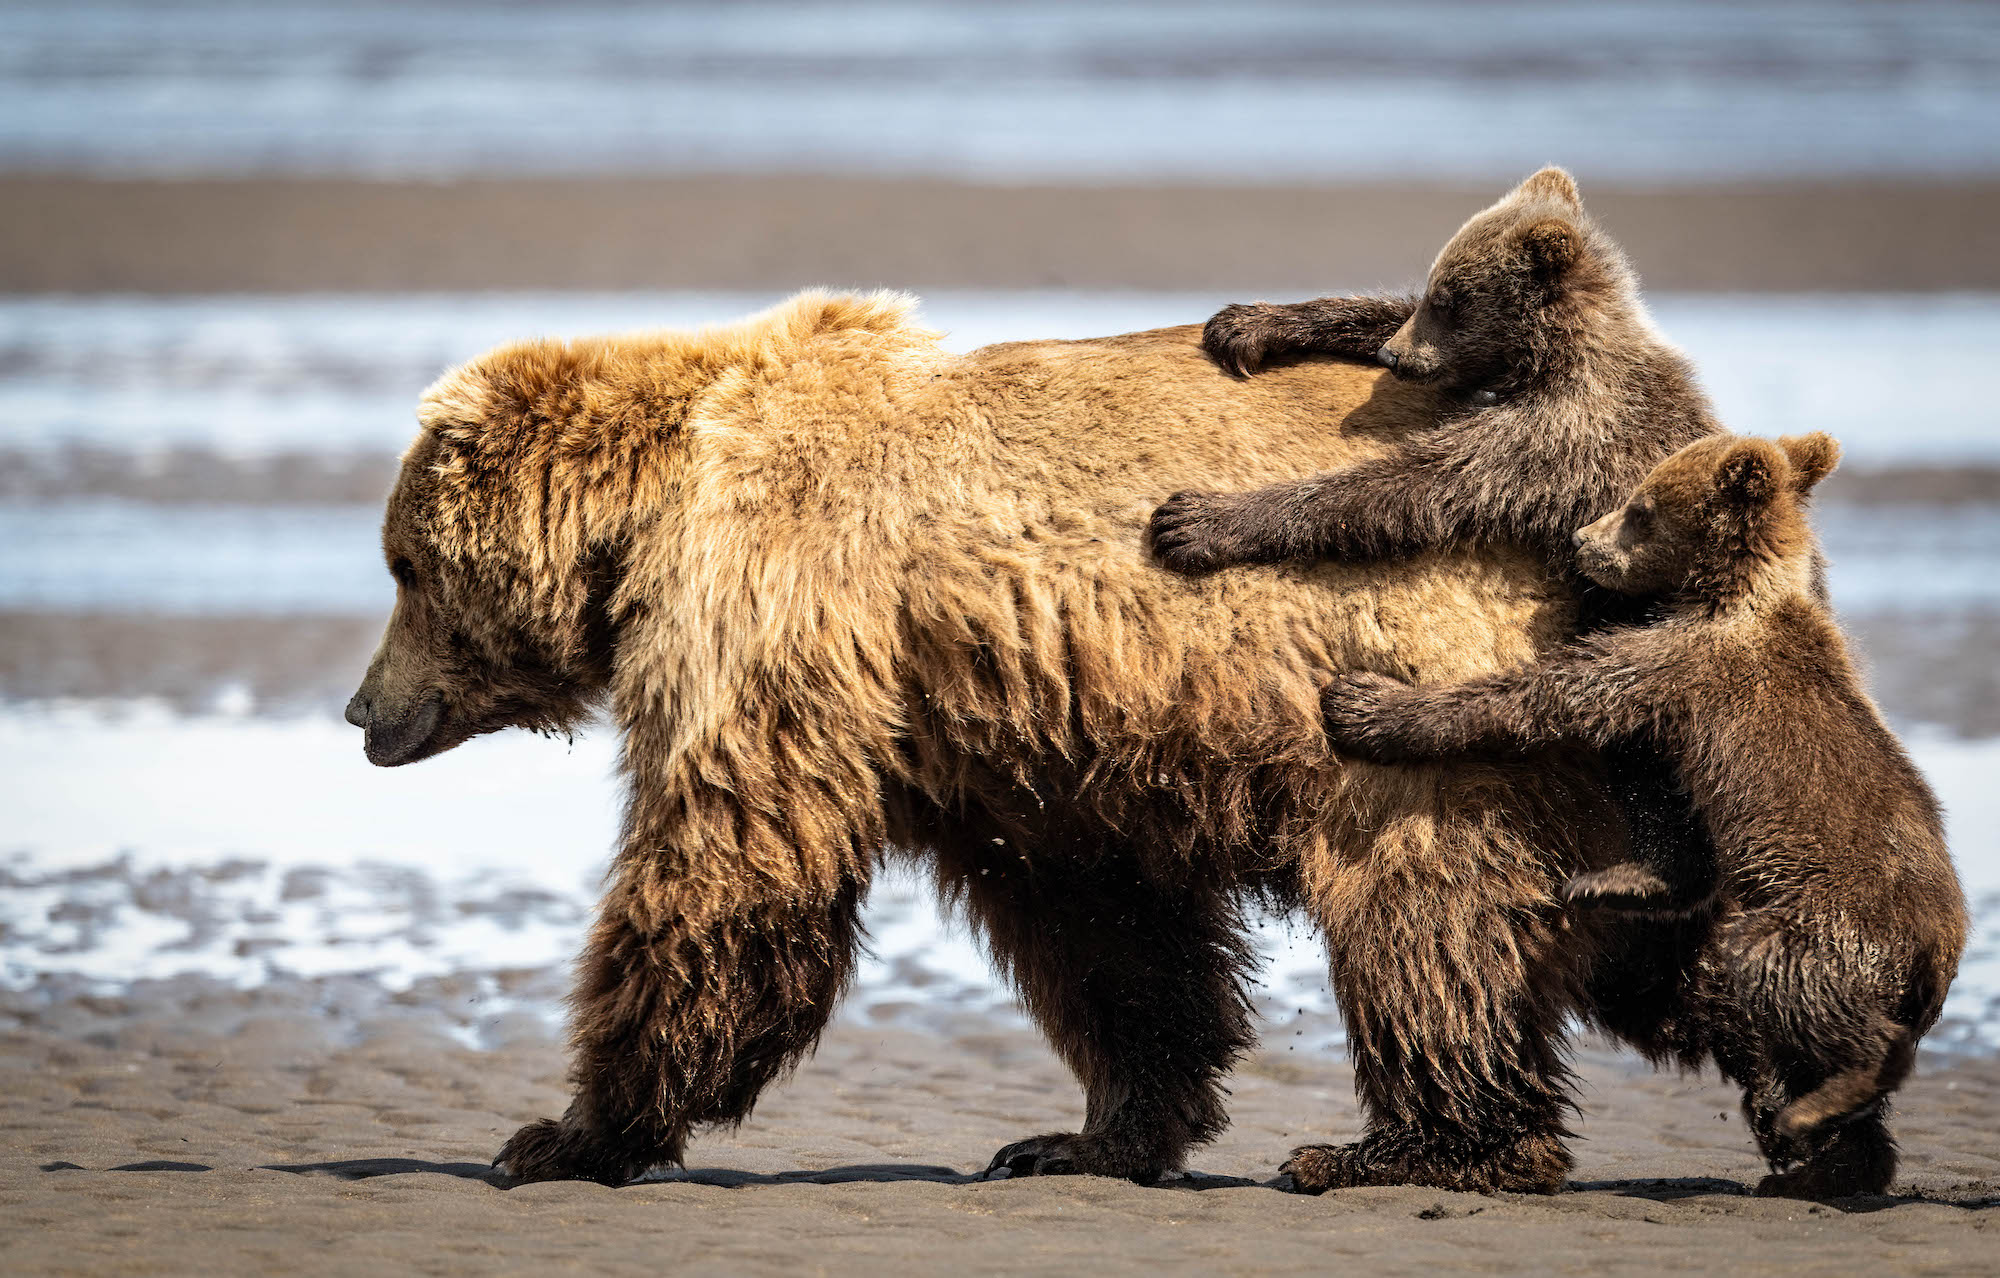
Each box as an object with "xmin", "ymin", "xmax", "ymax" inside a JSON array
[{"xmin": 1681, "ymin": 517, "xmax": 1821, "ymax": 620}]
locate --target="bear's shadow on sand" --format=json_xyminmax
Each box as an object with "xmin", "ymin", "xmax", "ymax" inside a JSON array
[{"xmin": 44, "ymin": 1160, "xmax": 1998, "ymax": 1211}]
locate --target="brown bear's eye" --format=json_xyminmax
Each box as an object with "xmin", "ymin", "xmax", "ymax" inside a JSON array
[
  {"xmin": 390, "ymin": 556, "xmax": 418, "ymax": 588},
  {"xmin": 1429, "ymin": 289, "xmax": 1457, "ymax": 315}
]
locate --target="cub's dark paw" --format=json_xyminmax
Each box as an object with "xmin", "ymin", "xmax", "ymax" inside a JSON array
[
  {"xmin": 1149, "ymin": 490, "xmax": 1260, "ymax": 576},
  {"xmin": 494, "ymin": 1117, "xmax": 637, "ymax": 1187},
  {"xmin": 1561, "ymin": 863, "xmax": 1676, "ymax": 912},
  {"xmin": 982, "ymin": 1132, "xmax": 1162, "ymax": 1183},
  {"xmin": 1278, "ymin": 1143, "xmax": 1362, "ymax": 1194},
  {"xmin": 1320, "ymin": 671, "xmax": 1413, "ymax": 760},
  {"xmin": 1202, "ymin": 302, "xmax": 1285, "ymax": 377}
]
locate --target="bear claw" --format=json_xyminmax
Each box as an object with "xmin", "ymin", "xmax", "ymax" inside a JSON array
[{"xmin": 982, "ymin": 1132, "xmax": 1160, "ymax": 1182}]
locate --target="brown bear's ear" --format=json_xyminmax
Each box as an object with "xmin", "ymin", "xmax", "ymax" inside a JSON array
[
  {"xmin": 1513, "ymin": 166, "xmax": 1582, "ymax": 210},
  {"xmin": 1520, "ymin": 219, "xmax": 1583, "ymax": 280},
  {"xmin": 1711, "ymin": 439, "xmax": 1780, "ymax": 515},
  {"xmin": 1778, "ymin": 431, "xmax": 1842, "ymax": 495}
]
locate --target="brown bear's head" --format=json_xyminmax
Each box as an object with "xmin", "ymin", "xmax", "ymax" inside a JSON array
[
  {"xmin": 1571, "ymin": 432, "xmax": 1841, "ymax": 602},
  {"xmin": 343, "ymin": 340, "xmax": 669, "ymax": 766},
  {"xmin": 1377, "ymin": 167, "xmax": 1639, "ymax": 399}
]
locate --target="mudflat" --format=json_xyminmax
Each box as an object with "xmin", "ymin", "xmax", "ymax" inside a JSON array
[
  {"xmin": 6, "ymin": 175, "xmax": 1999, "ymax": 293},
  {"xmin": 4, "ymin": 974, "xmax": 1996, "ymax": 1277}
]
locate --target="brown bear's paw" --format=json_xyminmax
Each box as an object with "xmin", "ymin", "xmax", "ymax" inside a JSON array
[
  {"xmin": 1202, "ymin": 302, "xmax": 1286, "ymax": 377},
  {"xmin": 1148, "ymin": 491, "xmax": 1270, "ymax": 576},
  {"xmin": 1278, "ymin": 1144, "xmax": 1362, "ymax": 1194},
  {"xmin": 982, "ymin": 1132, "xmax": 1164, "ymax": 1183},
  {"xmin": 1754, "ymin": 1118, "xmax": 1896, "ymax": 1200},
  {"xmin": 1754, "ymin": 1165, "xmax": 1881, "ymax": 1201},
  {"xmin": 1319, "ymin": 671, "xmax": 1418, "ymax": 762},
  {"xmin": 1282, "ymin": 1129, "xmax": 1571, "ymax": 1196},
  {"xmin": 493, "ymin": 1116, "xmax": 659, "ymax": 1187},
  {"xmin": 1562, "ymin": 863, "xmax": 1676, "ymax": 911}
]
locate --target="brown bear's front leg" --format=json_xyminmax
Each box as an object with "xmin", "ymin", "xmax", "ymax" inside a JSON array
[
  {"xmin": 1202, "ymin": 295, "xmax": 1416, "ymax": 377},
  {"xmin": 940, "ymin": 834, "xmax": 1258, "ymax": 1182},
  {"xmin": 495, "ymin": 872, "xmax": 868, "ymax": 1186}
]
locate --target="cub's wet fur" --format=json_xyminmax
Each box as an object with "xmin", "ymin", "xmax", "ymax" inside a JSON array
[{"xmin": 1323, "ymin": 433, "xmax": 1968, "ymax": 1198}]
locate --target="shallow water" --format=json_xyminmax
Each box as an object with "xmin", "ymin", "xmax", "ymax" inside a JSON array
[
  {"xmin": 0, "ymin": 707, "xmax": 1994, "ymax": 1057},
  {"xmin": 1, "ymin": 291, "xmax": 1997, "ymax": 462},
  {"xmin": 5, "ymin": 1, "xmax": 1999, "ymax": 180},
  {"xmin": 3, "ymin": 497, "xmax": 1993, "ymax": 618}
]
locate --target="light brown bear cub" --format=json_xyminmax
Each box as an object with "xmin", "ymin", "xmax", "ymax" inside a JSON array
[{"xmin": 1322, "ymin": 432, "xmax": 1967, "ymax": 1198}]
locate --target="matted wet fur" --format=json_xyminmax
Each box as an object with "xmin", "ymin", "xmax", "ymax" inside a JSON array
[
  {"xmin": 346, "ymin": 290, "xmax": 1645, "ymax": 1193},
  {"xmin": 1323, "ymin": 434, "xmax": 1968, "ymax": 1198}
]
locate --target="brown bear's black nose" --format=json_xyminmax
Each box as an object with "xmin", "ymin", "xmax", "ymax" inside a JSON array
[
  {"xmin": 1571, "ymin": 528, "xmax": 1587, "ymax": 549},
  {"xmin": 344, "ymin": 691, "xmax": 372, "ymax": 728},
  {"xmin": 1376, "ymin": 346, "xmax": 1400, "ymax": 371}
]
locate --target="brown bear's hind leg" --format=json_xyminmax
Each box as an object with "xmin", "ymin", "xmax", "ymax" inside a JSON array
[
  {"xmin": 1300, "ymin": 791, "xmax": 1584, "ymax": 1196},
  {"xmin": 496, "ymin": 871, "xmax": 869, "ymax": 1185},
  {"xmin": 943, "ymin": 840, "xmax": 1257, "ymax": 1182}
]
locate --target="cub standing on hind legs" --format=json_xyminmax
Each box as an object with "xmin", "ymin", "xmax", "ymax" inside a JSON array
[
  {"xmin": 1323, "ymin": 433, "xmax": 1968, "ymax": 1199},
  {"xmin": 1149, "ymin": 167, "xmax": 1732, "ymax": 1191}
]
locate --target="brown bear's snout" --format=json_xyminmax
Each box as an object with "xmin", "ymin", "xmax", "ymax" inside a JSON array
[
  {"xmin": 348, "ymin": 681, "xmax": 448, "ymax": 768},
  {"xmin": 1375, "ymin": 345, "xmax": 1400, "ymax": 371}
]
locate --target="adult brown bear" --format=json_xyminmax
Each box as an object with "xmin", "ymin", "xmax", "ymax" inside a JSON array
[{"xmin": 345, "ymin": 291, "xmax": 1633, "ymax": 1191}]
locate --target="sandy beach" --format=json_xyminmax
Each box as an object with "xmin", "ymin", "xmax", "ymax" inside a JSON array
[
  {"xmin": 8, "ymin": 176, "xmax": 2000, "ymax": 294},
  {"xmin": 5, "ymin": 971, "xmax": 1998, "ymax": 1277}
]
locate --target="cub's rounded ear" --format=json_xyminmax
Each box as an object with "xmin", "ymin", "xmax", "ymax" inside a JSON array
[
  {"xmin": 1519, "ymin": 219, "xmax": 1583, "ymax": 280},
  {"xmin": 1712, "ymin": 439, "xmax": 1780, "ymax": 512},
  {"xmin": 1778, "ymin": 431, "xmax": 1842, "ymax": 494},
  {"xmin": 1513, "ymin": 166, "xmax": 1582, "ymax": 210}
]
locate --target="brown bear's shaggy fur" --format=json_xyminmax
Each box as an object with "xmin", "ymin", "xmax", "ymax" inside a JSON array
[
  {"xmin": 347, "ymin": 291, "xmax": 1646, "ymax": 1193},
  {"xmin": 1322, "ymin": 433, "xmax": 1968, "ymax": 1198}
]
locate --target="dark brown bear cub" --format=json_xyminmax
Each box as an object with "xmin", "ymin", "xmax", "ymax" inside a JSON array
[
  {"xmin": 1151, "ymin": 166, "xmax": 1720, "ymax": 576},
  {"xmin": 1322, "ymin": 432, "xmax": 1968, "ymax": 1199}
]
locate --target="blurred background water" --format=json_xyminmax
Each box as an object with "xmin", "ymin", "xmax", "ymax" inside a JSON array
[
  {"xmin": 5, "ymin": 0, "xmax": 2000, "ymax": 180},
  {"xmin": 1, "ymin": 1, "xmax": 1996, "ymax": 1058}
]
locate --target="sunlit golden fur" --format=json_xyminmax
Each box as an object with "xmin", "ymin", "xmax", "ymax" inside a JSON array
[{"xmin": 356, "ymin": 290, "xmax": 1636, "ymax": 1190}]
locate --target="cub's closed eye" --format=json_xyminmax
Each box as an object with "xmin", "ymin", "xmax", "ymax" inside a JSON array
[
  {"xmin": 390, "ymin": 556, "xmax": 417, "ymax": 587},
  {"xmin": 1428, "ymin": 290, "xmax": 1457, "ymax": 314}
]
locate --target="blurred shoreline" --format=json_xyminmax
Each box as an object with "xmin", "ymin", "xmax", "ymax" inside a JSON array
[{"xmin": 8, "ymin": 176, "xmax": 2000, "ymax": 293}]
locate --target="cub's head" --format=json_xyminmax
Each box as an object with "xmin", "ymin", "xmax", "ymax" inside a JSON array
[
  {"xmin": 343, "ymin": 341, "xmax": 657, "ymax": 766},
  {"xmin": 1572, "ymin": 432, "xmax": 1841, "ymax": 601},
  {"xmin": 1378, "ymin": 167, "xmax": 1637, "ymax": 397}
]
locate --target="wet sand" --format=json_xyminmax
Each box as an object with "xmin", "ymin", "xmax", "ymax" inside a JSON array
[
  {"xmin": 4, "ymin": 975, "xmax": 1997, "ymax": 1276},
  {"xmin": 7, "ymin": 175, "xmax": 2000, "ymax": 293}
]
